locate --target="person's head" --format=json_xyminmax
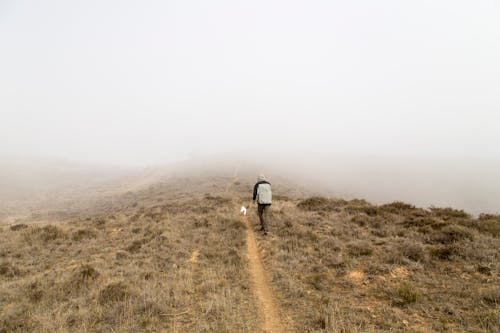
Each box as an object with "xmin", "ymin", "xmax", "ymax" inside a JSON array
[{"xmin": 258, "ymin": 174, "xmax": 266, "ymax": 181}]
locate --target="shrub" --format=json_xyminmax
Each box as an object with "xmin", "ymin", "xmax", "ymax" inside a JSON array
[
  {"xmin": 477, "ymin": 264, "xmax": 492, "ymax": 275},
  {"xmin": 297, "ymin": 197, "xmax": 346, "ymax": 211},
  {"xmin": 430, "ymin": 207, "xmax": 470, "ymax": 220},
  {"xmin": 351, "ymin": 213, "xmax": 371, "ymax": 226},
  {"xmin": 384, "ymin": 242, "xmax": 423, "ymax": 265},
  {"xmin": 72, "ymin": 228, "xmax": 97, "ymax": 241},
  {"xmin": 347, "ymin": 241, "xmax": 373, "ymax": 257},
  {"xmin": 273, "ymin": 194, "xmax": 290, "ymax": 201},
  {"xmin": 432, "ymin": 225, "xmax": 473, "ymax": 244},
  {"xmin": 323, "ymin": 253, "xmax": 345, "ymax": 268},
  {"xmin": 25, "ymin": 281, "xmax": 44, "ymax": 302},
  {"xmin": 24, "ymin": 225, "xmax": 67, "ymax": 243},
  {"xmin": 430, "ymin": 244, "xmax": 458, "ymax": 260},
  {"xmin": 397, "ymin": 283, "xmax": 421, "ymax": 305},
  {"xmin": 223, "ymin": 247, "xmax": 242, "ymax": 266},
  {"xmin": 345, "ymin": 203, "xmax": 378, "ymax": 216},
  {"xmin": 41, "ymin": 225, "xmax": 67, "ymax": 241},
  {"xmin": 307, "ymin": 271, "xmax": 333, "ymax": 291},
  {"xmin": 116, "ymin": 250, "xmax": 130, "ymax": 260},
  {"xmin": 478, "ymin": 213, "xmax": 500, "ymax": 221},
  {"xmin": 321, "ymin": 237, "xmax": 341, "ymax": 251},
  {"xmin": 403, "ymin": 216, "xmax": 435, "ymax": 228},
  {"xmin": 126, "ymin": 239, "xmax": 144, "ymax": 253},
  {"xmin": 477, "ymin": 309, "xmax": 500, "ymax": 332},
  {"xmin": 400, "ymin": 241, "xmax": 426, "ymax": 262},
  {"xmin": 0, "ymin": 261, "xmax": 21, "ymax": 277},
  {"xmin": 466, "ymin": 218, "xmax": 500, "ymax": 237},
  {"xmin": 0, "ymin": 304, "xmax": 34, "ymax": 332},
  {"xmin": 135, "ymin": 299, "xmax": 164, "ymax": 317},
  {"xmin": 482, "ymin": 220, "xmax": 500, "ymax": 237},
  {"xmin": 379, "ymin": 201, "xmax": 416, "ymax": 214},
  {"xmin": 99, "ymin": 281, "xmax": 131, "ymax": 304},
  {"xmin": 10, "ymin": 224, "xmax": 28, "ymax": 231},
  {"xmin": 480, "ymin": 288, "xmax": 500, "ymax": 306},
  {"xmin": 93, "ymin": 217, "xmax": 106, "ymax": 227},
  {"xmin": 68, "ymin": 264, "xmax": 100, "ymax": 289}
]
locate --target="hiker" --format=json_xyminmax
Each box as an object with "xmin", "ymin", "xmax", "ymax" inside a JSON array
[{"xmin": 253, "ymin": 174, "xmax": 272, "ymax": 235}]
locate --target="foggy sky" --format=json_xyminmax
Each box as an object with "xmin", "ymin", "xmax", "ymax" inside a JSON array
[{"xmin": 1, "ymin": 0, "xmax": 499, "ymax": 166}]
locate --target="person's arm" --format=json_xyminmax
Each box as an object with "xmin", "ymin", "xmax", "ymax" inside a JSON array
[{"xmin": 253, "ymin": 183, "xmax": 258, "ymax": 202}]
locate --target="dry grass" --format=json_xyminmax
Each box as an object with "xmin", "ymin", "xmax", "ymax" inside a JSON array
[
  {"xmin": 1, "ymin": 176, "xmax": 499, "ymax": 333},
  {"xmin": 259, "ymin": 197, "xmax": 500, "ymax": 332},
  {"xmin": 0, "ymin": 183, "xmax": 260, "ymax": 332}
]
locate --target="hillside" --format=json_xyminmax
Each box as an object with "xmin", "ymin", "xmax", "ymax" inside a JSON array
[{"xmin": 0, "ymin": 172, "xmax": 499, "ymax": 332}]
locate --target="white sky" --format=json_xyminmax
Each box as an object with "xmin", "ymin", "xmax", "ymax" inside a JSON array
[{"xmin": 1, "ymin": 0, "xmax": 499, "ymax": 166}]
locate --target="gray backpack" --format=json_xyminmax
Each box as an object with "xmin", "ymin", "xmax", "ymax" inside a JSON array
[{"xmin": 257, "ymin": 183, "xmax": 272, "ymax": 204}]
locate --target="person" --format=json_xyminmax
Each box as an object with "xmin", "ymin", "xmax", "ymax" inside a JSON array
[{"xmin": 253, "ymin": 174, "xmax": 272, "ymax": 235}]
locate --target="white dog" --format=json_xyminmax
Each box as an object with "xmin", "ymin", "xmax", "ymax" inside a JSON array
[{"xmin": 240, "ymin": 206, "xmax": 247, "ymax": 216}]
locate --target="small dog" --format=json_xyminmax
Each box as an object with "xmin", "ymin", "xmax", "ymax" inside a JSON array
[{"xmin": 240, "ymin": 206, "xmax": 247, "ymax": 216}]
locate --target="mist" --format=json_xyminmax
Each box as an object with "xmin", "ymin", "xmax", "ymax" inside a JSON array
[{"xmin": 1, "ymin": 1, "xmax": 499, "ymax": 214}]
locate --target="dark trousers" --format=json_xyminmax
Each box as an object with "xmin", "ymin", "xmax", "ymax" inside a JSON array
[{"xmin": 257, "ymin": 204, "xmax": 271, "ymax": 232}]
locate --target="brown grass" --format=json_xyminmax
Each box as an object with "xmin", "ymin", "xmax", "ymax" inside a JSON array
[
  {"xmin": 0, "ymin": 176, "xmax": 499, "ymax": 333},
  {"xmin": 260, "ymin": 195, "xmax": 500, "ymax": 332},
  {"xmin": 0, "ymin": 187, "xmax": 259, "ymax": 332}
]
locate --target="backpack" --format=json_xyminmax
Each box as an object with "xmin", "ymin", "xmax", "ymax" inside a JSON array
[{"xmin": 257, "ymin": 183, "xmax": 272, "ymax": 204}]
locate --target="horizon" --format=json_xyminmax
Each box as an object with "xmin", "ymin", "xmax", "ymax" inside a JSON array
[{"xmin": 1, "ymin": 152, "xmax": 499, "ymax": 216}]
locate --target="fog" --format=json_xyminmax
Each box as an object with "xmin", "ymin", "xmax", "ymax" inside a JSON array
[{"xmin": 1, "ymin": 1, "xmax": 499, "ymax": 214}]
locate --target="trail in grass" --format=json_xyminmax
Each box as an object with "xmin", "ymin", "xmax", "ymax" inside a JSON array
[
  {"xmin": 241, "ymin": 214, "xmax": 284, "ymax": 333},
  {"xmin": 226, "ymin": 168, "xmax": 285, "ymax": 332}
]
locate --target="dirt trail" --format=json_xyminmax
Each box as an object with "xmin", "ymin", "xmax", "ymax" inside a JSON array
[
  {"xmin": 227, "ymin": 168, "xmax": 285, "ymax": 332},
  {"xmin": 241, "ymin": 214, "xmax": 284, "ymax": 333}
]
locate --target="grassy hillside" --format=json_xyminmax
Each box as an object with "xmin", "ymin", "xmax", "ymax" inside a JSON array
[
  {"xmin": 260, "ymin": 198, "xmax": 499, "ymax": 332},
  {"xmin": 0, "ymin": 174, "xmax": 498, "ymax": 332}
]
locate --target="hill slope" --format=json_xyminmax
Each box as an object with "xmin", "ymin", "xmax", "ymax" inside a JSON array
[{"xmin": 0, "ymin": 172, "xmax": 499, "ymax": 332}]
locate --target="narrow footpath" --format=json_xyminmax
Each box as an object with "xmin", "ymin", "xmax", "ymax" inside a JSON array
[{"xmin": 241, "ymin": 214, "xmax": 284, "ymax": 333}]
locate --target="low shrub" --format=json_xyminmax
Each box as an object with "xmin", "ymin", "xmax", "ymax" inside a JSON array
[
  {"xmin": 479, "ymin": 288, "xmax": 500, "ymax": 306},
  {"xmin": 93, "ymin": 217, "xmax": 106, "ymax": 227},
  {"xmin": 400, "ymin": 241, "xmax": 426, "ymax": 262},
  {"xmin": 0, "ymin": 261, "xmax": 21, "ymax": 277},
  {"xmin": 379, "ymin": 201, "xmax": 416, "ymax": 214},
  {"xmin": 397, "ymin": 283, "xmax": 421, "ymax": 305},
  {"xmin": 347, "ymin": 241, "xmax": 373, "ymax": 257},
  {"xmin": 24, "ymin": 225, "xmax": 67, "ymax": 243},
  {"xmin": 432, "ymin": 225, "xmax": 473, "ymax": 244},
  {"xmin": 72, "ymin": 228, "xmax": 97, "ymax": 241},
  {"xmin": 403, "ymin": 216, "xmax": 435, "ymax": 228},
  {"xmin": 297, "ymin": 197, "xmax": 346, "ymax": 211},
  {"xmin": 25, "ymin": 281, "xmax": 44, "ymax": 302},
  {"xmin": 351, "ymin": 213, "xmax": 371, "ymax": 226},
  {"xmin": 477, "ymin": 309, "xmax": 500, "ymax": 332},
  {"xmin": 126, "ymin": 239, "xmax": 144, "ymax": 253},
  {"xmin": 430, "ymin": 244, "xmax": 458, "ymax": 260},
  {"xmin": 321, "ymin": 237, "xmax": 341, "ymax": 251},
  {"xmin": 116, "ymin": 250, "xmax": 130, "ymax": 260},
  {"xmin": 98, "ymin": 281, "xmax": 131, "ymax": 304},
  {"xmin": 10, "ymin": 224, "xmax": 28, "ymax": 231},
  {"xmin": 345, "ymin": 204, "xmax": 378, "ymax": 216},
  {"xmin": 467, "ymin": 218, "xmax": 500, "ymax": 237},
  {"xmin": 68, "ymin": 264, "xmax": 100, "ymax": 290},
  {"xmin": 430, "ymin": 207, "xmax": 470, "ymax": 220},
  {"xmin": 307, "ymin": 271, "xmax": 333, "ymax": 291},
  {"xmin": 0, "ymin": 304, "xmax": 34, "ymax": 332},
  {"xmin": 478, "ymin": 213, "xmax": 500, "ymax": 221}
]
